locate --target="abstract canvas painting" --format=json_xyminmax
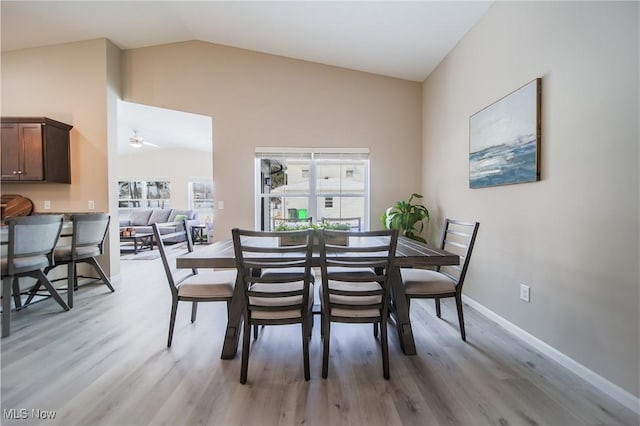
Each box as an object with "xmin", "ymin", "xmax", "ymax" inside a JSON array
[{"xmin": 469, "ymin": 78, "xmax": 541, "ymax": 189}]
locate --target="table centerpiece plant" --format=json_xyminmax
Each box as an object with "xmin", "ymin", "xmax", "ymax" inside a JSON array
[
  {"xmin": 381, "ymin": 192, "xmax": 429, "ymax": 243},
  {"xmin": 274, "ymin": 221, "xmax": 351, "ymax": 246}
]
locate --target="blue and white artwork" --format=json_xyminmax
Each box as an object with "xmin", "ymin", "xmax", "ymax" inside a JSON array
[{"xmin": 469, "ymin": 79, "xmax": 540, "ymax": 189}]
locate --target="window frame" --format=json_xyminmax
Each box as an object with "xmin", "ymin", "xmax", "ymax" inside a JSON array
[{"xmin": 254, "ymin": 148, "xmax": 370, "ymax": 231}]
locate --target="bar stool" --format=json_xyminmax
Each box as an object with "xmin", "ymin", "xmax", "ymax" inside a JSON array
[{"xmin": 1, "ymin": 215, "xmax": 69, "ymax": 337}]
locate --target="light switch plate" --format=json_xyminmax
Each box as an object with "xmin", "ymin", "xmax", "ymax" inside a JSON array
[
  {"xmin": 44, "ymin": 200, "xmax": 51, "ymax": 210},
  {"xmin": 520, "ymin": 284, "xmax": 530, "ymax": 302}
]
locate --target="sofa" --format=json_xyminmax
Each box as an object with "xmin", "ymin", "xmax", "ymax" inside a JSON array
[{"xmin": 119, "ymin": 208, "xmax": 198, "ymax": 243}]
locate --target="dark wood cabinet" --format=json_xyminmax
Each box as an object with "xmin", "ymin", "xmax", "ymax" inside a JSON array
[{"xmin": 1, "ymin": 117, "xmax": 73, "ymax": 183}]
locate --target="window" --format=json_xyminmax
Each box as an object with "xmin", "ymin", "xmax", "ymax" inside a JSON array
[
  {"xmin": 255, "ymin": 148, "xmax": 369, "ymax": 231},
  {"xmin": 118, "ymin": 180, "xmax": 171, "ymax": 219},
  {"xmin": 189, "ymin": 180, "xmax": 214, "ymax": 222}
]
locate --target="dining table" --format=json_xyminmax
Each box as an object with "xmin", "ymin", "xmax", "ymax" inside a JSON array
[{"xmin": 176, "ymin": 235, "xmax": 460, "ymax": 359}]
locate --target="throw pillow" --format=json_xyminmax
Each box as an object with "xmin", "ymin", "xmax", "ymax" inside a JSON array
[
  {"xmin": 168, "ymin": 209, "xmax": 188, "ymax": 222},
  {"xmin": 174, "ymin": 214, "xmax": 187, "ymax": 223}
]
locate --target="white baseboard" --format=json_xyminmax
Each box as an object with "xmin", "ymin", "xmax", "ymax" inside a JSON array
[{"xmin": 462, "ymin": 295, "xmax": 640, "ymax": 414}]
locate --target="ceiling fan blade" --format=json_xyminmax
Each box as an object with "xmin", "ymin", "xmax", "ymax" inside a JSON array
[{"xmin": 143, "ymin": 141, "xmax": 160, "ymax": 147}]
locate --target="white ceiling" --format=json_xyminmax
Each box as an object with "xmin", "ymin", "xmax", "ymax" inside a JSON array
[
  {"xmin": 117, "ymin": 101, "xmax": 213, "ymax": 154},
  {"xmin": 2, "ymin": 1, "xmax": 493, "ymax": 152},
  {"xmin": 1, "ymin": 1, "xmax": 492, "ymax": 82}
]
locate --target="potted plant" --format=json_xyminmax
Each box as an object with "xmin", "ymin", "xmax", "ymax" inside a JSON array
[{"xmin": 381, "ymin": 193, "xmax": 429, "ymax": 243}]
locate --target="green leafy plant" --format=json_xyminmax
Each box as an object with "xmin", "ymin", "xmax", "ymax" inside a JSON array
[
  {"xmin": 274, "ymin": 222, "xmax": 350, "ymax": 232},
  {"xmin": 381, "ymin": 193, "xmax": 429, "ymax": 243}
]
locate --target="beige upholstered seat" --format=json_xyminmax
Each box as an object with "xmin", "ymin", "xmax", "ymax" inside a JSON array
[
  {"xmin": 232, "ymin": 228, "xmax": 314, "ymax": 384},
  {"xmin": 402, "ymin": 269, "xmax": 457, "ymax": 295},
  {"xmin": 152, "ymin": 224, "xmax": 236, "ymax": 347},
  {"xmin": 400, "ymin": 219, "xmax": 480, "ymax": 341},
  {"xmin": 318, "ymin": 229, "xmax": 398, "ymax": 379},
  {"xmin": 177, "ymin": 270, "xmax": 236, "ymax": 298},
  {"xmin": 1, "ymin": 215, "xmax": 69, "ymax": 337}
]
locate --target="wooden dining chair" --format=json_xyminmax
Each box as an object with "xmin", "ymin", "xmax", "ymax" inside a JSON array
[
  {"xmin": 152, "ymin": 223, "xmax": 236, "ymax": 347},
  {"xmin": 26, "ymin": 213, "xmax": 114, "ymax": 308},
  {"xmin": 232, "ymin": 228, "xmax": 314, "ymax": 384},
  {"xmin": 1, "ymin": 215, "xmax": 69, "ymax": 337},
  {"xmin": 400, "ymin": 219, "xmax": 480, "ymax": 341},
  {"xmin": 318, "ymin": 228, "xmax": 398, "ymax": 379}
]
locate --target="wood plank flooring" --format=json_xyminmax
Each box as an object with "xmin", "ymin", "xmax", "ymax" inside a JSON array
[{"xmin": 1, "ymin": 253, "xmax": 638, "ymax": 426}]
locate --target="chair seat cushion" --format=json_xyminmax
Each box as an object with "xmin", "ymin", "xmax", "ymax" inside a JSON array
[
  {"xmin": 401, "ymin": 268, "xmax": 456, "ymax": 296},
  {"xmin": 1, "ymin": 255, "xmax": 49, "ymax": 276},
  {"xmin": 178, "ymin": 270, "xmax": 236, "ymax": 298},
  {"xmin": 54, "ymin": 246, "xmax": 101, "ymax": 262},
  {"xmin": 249, "ymin": 281, "xmax": 314, "ymax": 320}
]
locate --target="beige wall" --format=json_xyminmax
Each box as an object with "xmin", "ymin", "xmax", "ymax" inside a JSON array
[
  {"xmin": 1, "ymin": 39, "xmax": 120, "ymax": 276},
  {"xmin": 122, "ymin": 41, "xmax": 423, "ymax": 241},
  {"xmin": 422, "ymin": 1, "xmax": 639, "ymax": 398}
]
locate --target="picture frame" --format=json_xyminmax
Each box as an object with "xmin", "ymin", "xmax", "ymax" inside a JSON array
[{"xmin": 469, "ymin": 78, "xmax": 541, "ymax": 189}]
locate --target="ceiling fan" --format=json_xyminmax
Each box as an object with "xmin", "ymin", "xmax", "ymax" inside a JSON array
[{"xmin": 129, "ymin": 130, "xmax": 159, "ymax": 148}]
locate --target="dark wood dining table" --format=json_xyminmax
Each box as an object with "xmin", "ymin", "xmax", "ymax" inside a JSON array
[{"xmin": 176, "ymin": 235, "xmax": 460, "ymax": 359}]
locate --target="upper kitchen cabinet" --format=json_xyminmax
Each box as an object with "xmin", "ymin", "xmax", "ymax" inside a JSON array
[{"xmin": 1, "ymin": 117, "xmax": 73, "ymax": 183}]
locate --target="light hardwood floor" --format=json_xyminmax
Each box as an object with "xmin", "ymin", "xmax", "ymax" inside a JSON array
[{"xmin": 1, "ymin": 253, "xmax": 638, "ymax": 426}]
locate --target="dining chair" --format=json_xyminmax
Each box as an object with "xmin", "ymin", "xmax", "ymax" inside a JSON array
[
  {"xmin": 1, "ymin": 215, "xmax": 69, "ymax": 337},
  {"xmin": 400, "ymin": 219, "xmax": 480, "ymax": 341},
  {"xmin": 152, "ymin": 223, "xmax": 236, "ymax": 347},
  {"xmin": 232, "ymin": 228, "xmax": 314, "ymax": 384},
  {"xmin": 321, "ymin": 216, "xmax": 361, "ymax": 231},
  {"xmin": 26, "ymin": 213, "xmax": 115, "ymax": 308},
  {"xmin": 318, "ymin": 228, "xmax": 398, "ymax": 379}
]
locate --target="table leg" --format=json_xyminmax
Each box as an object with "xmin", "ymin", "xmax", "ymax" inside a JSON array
[
  {"xmin": 220, "ymin": 273, "xmax": 245, "ymax": 359},
  {"xmin": 389, "ymin": 266, "xmax": 416, "ymax": 355}
]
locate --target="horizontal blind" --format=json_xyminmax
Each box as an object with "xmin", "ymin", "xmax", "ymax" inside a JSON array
[{"xmin": 255, "ymin": 147, "xmax": 369, "ymax": 160}]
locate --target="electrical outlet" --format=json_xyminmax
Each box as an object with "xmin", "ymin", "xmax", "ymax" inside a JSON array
[
  {"xmin": 88, "ymin": 200, "xmax": 95, "ymax": 210},
  {"xmin": 44, "ymin": 200, "xmax": 51, "ymax": 210},
  {"xmin": 218, "ymin": 200, "xmax": 224, "ymax": 210},
  {"xmin": 520, "ymin": 284, "xmax": 530, "ymax": 303}
]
